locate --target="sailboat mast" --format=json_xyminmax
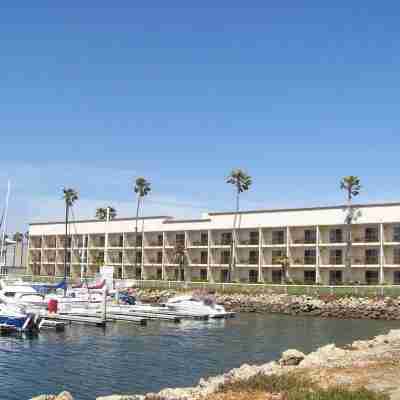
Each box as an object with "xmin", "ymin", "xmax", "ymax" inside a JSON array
[{"xmin": 0, "ymin": 180, "xmax": 11, "ymax": 269}]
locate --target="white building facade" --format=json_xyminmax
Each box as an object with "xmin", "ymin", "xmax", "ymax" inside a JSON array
[{"xmin": 27, "ymin": 202, "xmax": 400, "ymax": 285}]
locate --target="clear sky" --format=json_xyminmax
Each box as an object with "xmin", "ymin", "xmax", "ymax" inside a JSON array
[{"xmin": 1, "ymin": 2, "xmax": 400, "ymax": 233}]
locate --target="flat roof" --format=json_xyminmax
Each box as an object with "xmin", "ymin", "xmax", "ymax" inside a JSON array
[
  {"xmin": 208, "ymin": 202, "xmax": 400, "ymax": 216},
  {"xmin": 29, "ymin": 201, "xmax": 400, "ymax": 226}
]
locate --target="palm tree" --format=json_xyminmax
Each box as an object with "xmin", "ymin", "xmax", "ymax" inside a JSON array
[
  {"xmin": 13, "ymin": 232, "xmax": 23, "ymax": 267},
  {"xmin": 340, "ymin": 176, "xmax": 361, "ymax": 283},
  {"xmin": 174, "ymin": 243, "xmax": 186, "ymax": 281},
  {"xmin": 133, "ymin": 177, "xmax": 151, "ymax": 276},
  {"xmin": 275, "ymin": 255, "xmax": 290, "ymax": 284},
  {"xmin": 95, "ymin": 206, "xmax": 117, "ymax": 221},
  {"xmin": 63, "ymin": 188, "xmax": 79, "ymax": 294},
  {"xmin": 226, "ymin": 169, "xmax": 252, "ymax": 282}
]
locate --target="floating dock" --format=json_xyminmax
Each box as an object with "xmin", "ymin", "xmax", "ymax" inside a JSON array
[{"xmin": 44, "ymin": 314, "xmax": 107, "ymax": 327}]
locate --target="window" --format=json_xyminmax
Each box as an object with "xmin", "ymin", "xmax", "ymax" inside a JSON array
[
  {"xmin": 365, "ymin": 227, "xmax": 379, "ymax": 242},
  {"xmin": 99, "ymin": 236, "xmax": 105, "ymax": 247},
  {"xmin": 136, "ymin": 251, "xmax": 142, "ymax": 264},
  {"xmin": 65, "ymin": 265, "xmax": 71, "ymax": 277},
  {"xmin": 157, "ymin": 234, "xmax": 163, "ymax": 246},
  {"xmin": 304, "ymin": 270, "xmax": 316, "ymax": 284},
  {"xmin": 272, "ymin": 250, "xmax": 284, "ymax": 264},
  {"xmin": 329, "ymin": 229, "xmax": 343, "ymax": 243},
  {"xmin": 272, "ymin": 230, "xmax": 284, "ymax": 245},
  {"xmin": 200, "ymin": 269, "xmax": 207, "ymax": 281},
  {"xmin": 249, "ymin": 250, "xmax": 258, "ymax": 265},
  {"xmin": 221, "ymin": 250, "xmax": 231, "ymax": 264},
  {"xmin": 249, "ymin": 270, "xmax": 258, "ymax": 283},
  {"xmin": 329, "ymin": 249, "xmax": 342, "ymax": 265},
  {"xmin": 114, "ymin": 267, "xmax": 123, "ymax": 279},
  {"xmin": 365, "ymin": 270, "xmax": 379, "ymax": 285},
  {"xmin": 157, "ymin": 252, "xmax": 163, "ymax": 264},
  {"xmin": 394, "ymin": 248, "xmax": 400, "ymax": 265},
  {"xmin": 272, "ymin": 270, "xmax": 282, "ymax": 284},
  {"xmin": 249, "ymin": 231, "xmax": 259, "ymax": 245},
  {"xmin": 304, "ymin": 249, "xmax": 316, "ymax": 265},
  {"xmin": 136, "ymin": 234, "xmax": 143, "ymax": 247},
  {"xmin": 200, "ymin": 232, "xmax": 208, "ymax": 246},
  {"xmin": 156, "ymin": 268, "xmax": 162, "ymax": 280},
  {"xmin": 200, "ymin": 251, "xmax": 208, "ymax": 265},
  {"xmin": 393, "ymin": 226, "xmax": 400, "ymax": 242},
  {"xmin": 394, "ymin": 271, "xmax": 400, "ymax": 285},
  {"xmin": 365, "ymin": 249, "xmax": 379, "ymax": 264},
  {"xmin": 329, "ymin": 270, "xmax": 342, "ymax": 285},
  {"xmin": 118, "ymin": 235, "xmax": 123, "ymax": 247},
  {"xmin": 304, "ymin": 229, "xmax": 316, "ymax": 244},
  {"xmin": 220, "ymin": 269, "xmax": 229, "ymax": 283},
  {"xmin": 135, "ymin": 267, "xmax": 142, "ymax": 279},
  {"xmin": 176, "ymin": 233, "xmax": 185, "ymax": 246},
  {"xmin": 221, "ymin": 232, "xmax": 232, "ymax": 245}
]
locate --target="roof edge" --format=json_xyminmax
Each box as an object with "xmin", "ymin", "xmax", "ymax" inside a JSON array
[
  {"xmin": 29, "ymin": 216, "xmax": 172, "ymax": 226},
  {"xmin": 208, "ymin": 202, "xmax": 400, "ymax": 216}
]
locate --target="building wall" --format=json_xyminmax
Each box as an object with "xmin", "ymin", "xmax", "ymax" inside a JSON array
[{"xmin": 27, "ymin": 203, "xmax": 400, "ymax": 284}]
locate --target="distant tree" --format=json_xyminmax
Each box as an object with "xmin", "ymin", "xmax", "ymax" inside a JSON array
[
  {"xmin": 174, "ymin": 243, "xmax": 186, "ymax": 281},
  {"xmin": 275, "ymin": 255, "xmax": 290, "ymax": 284},
  {"xmin": 95, "ymin": 206, "xmax": 117, "ymax": 221},
  {"xmin": 133, "ymin": 177, "xmax": 151, "ymax": 276},
  {"xmin": 340, "ymin": 176, "xmax": 362, "ymax": 283},
  {"xmin": 13, "ymin": 232, "xmax": 23, "ymax": 267},
  {"xmin": 226, "ymin": 168, "xmax": 252, "ymax": 281},
  {"xmin": 62, "ymin": 188, "xmax": 79, "ymax": 293}
]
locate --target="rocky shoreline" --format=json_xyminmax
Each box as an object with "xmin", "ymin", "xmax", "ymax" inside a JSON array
[
  {"xmin": 137, "ymin": 289, "xmax": 400, "ymax": 320},
  {"xmin": 32, "ymin": 329, "xmax": 400, "ymax": 400}
]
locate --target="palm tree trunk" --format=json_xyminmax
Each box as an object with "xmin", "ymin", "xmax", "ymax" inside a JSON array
[
  {"xmin": 64, "ymin": 202, "xmax": 69, "ymax": 295},
  {"xmin": 134, "ymin": 196, "xmax": 141, "ymax": 277},
  {"xmin": 20, "ymin": 240, "xmax": 24, "ymax": 267},
  {"xmin": 344, "ymin": 193, "xmax": 352, "ymax": 283},
  {"xmin": 230, "ymin": 190, "xmax": 240, "ymax": 282},
  {"xmin": 13, "ymin": 244, "xmax": 16, "ymax": 267}
]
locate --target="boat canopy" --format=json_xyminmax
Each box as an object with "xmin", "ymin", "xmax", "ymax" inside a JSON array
[{"xmin": 31, "ymin": 279, "xmax": 67, "ymax": 294}]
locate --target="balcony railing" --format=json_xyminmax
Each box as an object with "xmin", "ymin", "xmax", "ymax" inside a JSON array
[
  {"xmin": 329, "ymin": 257, "xmax": 343, "ymax": 265},
  {"xmin": 353, "ymin": 257, "xmax": 379, "ymax": 265},
  {"xmin": 238, "ymin": 259, "xmax": 258, "ymax": 265},
  {"xmin": 191, "ymin": 241, "xmax": 208, "ymax": 246},
  {"xmin": 147, "ymin": 241, "xmax": 163, "ymax": 247},
  {"xmin": 271, "ymin": 239, "xmax": 285, "ymax": 245},
  {"xmin": 353, "ymin": 236, "xmax": 379, "ymax": 243},
  {"xmin": 214, "ymin": 240, "xmax": 232, "ymax": 246},
  {"xmin": 293, "ymin": 238, "xmax": 316, "ymax": 245},
  {"xmin": 238, "ymin": 240, "xmax": 259, "ymax": 246}
]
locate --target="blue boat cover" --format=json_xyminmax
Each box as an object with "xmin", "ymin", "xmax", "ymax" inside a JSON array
[{"xmin": 32, "ymin": 279, "xmax": 67, "ymax": 294}]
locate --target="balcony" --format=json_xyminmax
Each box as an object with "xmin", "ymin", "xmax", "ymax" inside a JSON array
[
  {"xmin": 271, "ymin": 239, "xmax": 285, "ymax": 245},
  {"xmin": 147, "ymin": 240, "xmax": 163, "ymax": 247},
  {"xmin": 352, "ymin": 257, "xmax": 379, "ymax": 265},
  {"xmin": 213, "ymin": 240, "xmax": 232, "ymax": 246},
  {"xmin": 329, "ymin": 257, "xmax": 343, "ymax": 265}
]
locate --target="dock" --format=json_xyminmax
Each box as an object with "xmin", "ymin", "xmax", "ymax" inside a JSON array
[
  {"xmin": 44, "ymin": 314, "xmax": 107, "ymax": 327},
  {"xmin": 39, "ymin": 319, "xmax": 66, "ymax": 331}
]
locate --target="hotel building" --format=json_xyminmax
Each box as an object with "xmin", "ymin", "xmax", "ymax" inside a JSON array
[{"xmin": 27, "ymin": 202, "xmax": 400, "ymax": 285}]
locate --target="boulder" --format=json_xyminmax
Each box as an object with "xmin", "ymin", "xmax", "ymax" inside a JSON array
[
  {"xmin": 55, "ymin": 392, "xmax": 74, "ymax": 400},
  {"xmin": 279, "ymin": 349, "xmax": 305, "ymax": 366}
]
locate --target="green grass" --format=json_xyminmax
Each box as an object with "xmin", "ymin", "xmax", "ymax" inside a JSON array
[{"xmin": 217, "ymin": 373, "xmax": 389, "ymax": 400}]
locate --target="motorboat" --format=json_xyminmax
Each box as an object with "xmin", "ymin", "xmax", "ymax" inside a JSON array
[
  {"xmin": 164, "ymin": 294, "xmax": 234, "ymax": 318},
  {"xmin": 0, "ymin": 280, "xmax": 48, "ymax": 311},
  {"xmin": 0, "ymin": 301, "xmax": 40, "ymax": 332}
]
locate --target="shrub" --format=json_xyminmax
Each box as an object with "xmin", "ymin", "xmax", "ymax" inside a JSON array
[{"xmin": 217, "ymin": 373, "xmax": 389, "ymax": 400}]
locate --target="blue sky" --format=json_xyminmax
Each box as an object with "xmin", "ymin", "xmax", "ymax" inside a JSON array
[{"xmin": 1, "ymin": 2, "xmax": 400, "ymax": 232}]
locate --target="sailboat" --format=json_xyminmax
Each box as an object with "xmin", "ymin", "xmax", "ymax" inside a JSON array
[{"xmin": 0, "ymin": 181, "xmax": 40, "ymax": 332}]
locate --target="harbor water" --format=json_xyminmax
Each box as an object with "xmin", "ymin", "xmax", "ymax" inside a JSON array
[{"xmin": 1, "ymin": 314, "xmax": 399, "ymax": 400}]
